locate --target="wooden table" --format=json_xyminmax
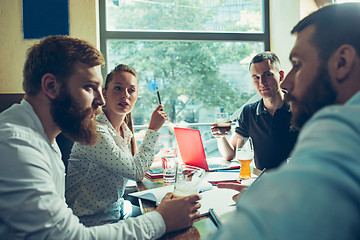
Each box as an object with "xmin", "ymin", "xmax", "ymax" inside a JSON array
[{"xmin": 136, "ymin": 177, "xmax": 220, "ymax": 240}]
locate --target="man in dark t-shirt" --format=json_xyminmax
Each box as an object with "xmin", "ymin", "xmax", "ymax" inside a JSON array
[
  {"xmin": 234, "ymin": 98, "xmax": 297, "ymax": 170},
  {"xmin": 212, "ymin": 52, "xmax": 298, "ymax": 170}
]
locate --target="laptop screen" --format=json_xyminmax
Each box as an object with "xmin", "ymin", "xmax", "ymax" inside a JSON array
[{"xmin": 173, "ymin": 127, "xmax": 209, "ymax": 170}]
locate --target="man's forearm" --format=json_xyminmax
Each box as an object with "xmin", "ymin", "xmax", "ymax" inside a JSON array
[{"xmin": 216, "ymin": 137, "xmax": 235, "ymax": 161}]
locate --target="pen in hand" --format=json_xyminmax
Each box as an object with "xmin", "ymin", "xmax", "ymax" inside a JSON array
[
  {"xmin": 156, "ymin": 87, "xmax": 163, "ymax": 111},
  {"xmin": 156, "ymin": 87, "xmax": 161, "ymax": 104}
]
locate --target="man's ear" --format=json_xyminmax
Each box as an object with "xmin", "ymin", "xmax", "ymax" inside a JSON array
[
  {"xmin": 279, "ymin": 70, "xmax": 285, "ymax": 82},
  {"xmin": 41, "ymin": 73, "xmax": 59, "ymax": 99},
  {"xmin": 102, "ymin": 87, "xmax": 107, "ymax": 100},
  {"xmin": 331, "ymin": 44, "xmax": 356, "ymax": 83}
]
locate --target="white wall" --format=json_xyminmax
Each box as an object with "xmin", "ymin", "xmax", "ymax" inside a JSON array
[
  {"xmin": 270, "ymin": 0, "xmax": 299, "ymax": 74},
  {"xmin": 0, "ymin": 0, "xmax": 98, "ymax": 93},
  {"xmin": 270, "ymin": 0, "xmax": 318, "ymax": 74}
]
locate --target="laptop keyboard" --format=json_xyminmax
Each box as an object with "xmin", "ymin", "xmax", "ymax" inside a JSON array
[{"xmin": 208, "ymin": 163, "xmax": 226, "ymax": 169}]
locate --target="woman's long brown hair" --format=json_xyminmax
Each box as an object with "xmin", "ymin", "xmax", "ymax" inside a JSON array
[
  {"xmin": 105, "ymin": 64, "xmax": 138, "ymax": 156},
  {"xmin": 125, "ymin": 112, "xmax": 137, "ymax": 156}
]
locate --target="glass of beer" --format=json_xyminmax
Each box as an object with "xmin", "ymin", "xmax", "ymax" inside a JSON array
[
  {"xmin": 173, "ymin": 164, "xmax": 205, "ymax": 198},
  {"xmin": 215, "ymin": 113, "xmax": 231, "ymax": 134},
  {"xmin": 236, "ymin": 138, "xmax": 254, "ymax": 180}
]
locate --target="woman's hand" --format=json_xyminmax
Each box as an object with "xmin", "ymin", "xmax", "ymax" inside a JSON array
[{"xmin": 148, "ymin": 104, "xmax": 168, "ymax": 131}]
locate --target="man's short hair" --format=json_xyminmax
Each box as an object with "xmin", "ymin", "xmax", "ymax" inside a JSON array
[
  {"xmin": 291, "ymin": 2, "xmax": 360, "ymax": 63},
  {"xmin": 23, "ymin": 35, "xmax": 105, "ymax": 96},
  {"xmin": 249, "ymin": 51, "xmax": 281, "ymax": 70}
]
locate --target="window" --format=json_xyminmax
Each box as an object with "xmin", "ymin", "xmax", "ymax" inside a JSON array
[{"xmin": 99, "ymin": 0, "xmax": 269, "ymax": 156}]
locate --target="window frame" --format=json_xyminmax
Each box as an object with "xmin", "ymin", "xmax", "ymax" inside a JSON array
[
  {"xmin": 98, "ymin": 0, "xmax": 270, "ymax": 155},
  {"xmin": 98, "ymin": 0, "xmax": 270, "ymax": 79}
]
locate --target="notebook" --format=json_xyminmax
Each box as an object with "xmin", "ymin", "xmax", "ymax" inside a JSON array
[{"xmin": 173, "ymin": 127, "xmax": 240, "ymax": 171}]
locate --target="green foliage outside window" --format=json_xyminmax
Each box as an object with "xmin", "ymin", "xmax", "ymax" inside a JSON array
[{"xmin": 102, "ymin": 0, "xmax": 266, "ymax": 154}]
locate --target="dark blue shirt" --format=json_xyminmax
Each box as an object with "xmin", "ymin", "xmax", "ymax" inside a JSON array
[{"xmin": 235, "ymin": 99, "xmax": 298, "ymax": 170}]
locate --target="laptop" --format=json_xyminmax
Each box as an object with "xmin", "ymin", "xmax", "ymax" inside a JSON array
[{"xmin": 173, "ymin": 127, "xmax": 240, "ymax": 171}]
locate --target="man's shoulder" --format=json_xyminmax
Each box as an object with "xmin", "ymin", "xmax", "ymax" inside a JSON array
[
  {"xmin": 0, "ymin": 122, "xmax": 44, "ymax": 148},
  {"xmin": 241, "ymin": 100, "xmax": 260, "ymax": 114},
  {"xmin": 245, "ymin": 99, "xmax": 261, "ymax": 108},
  {"xmin": 297, "ymin": 103, "xmax": 360, "ymax": 152},
  {"xmin": 305, "ymin": 92, "xmax": 360, "ymax": 126},
  {"xmin": 307, "ymin": 103, "xmax": 360, "ymax": 128},
  {"xmin": 235, "ymin": 101, "xmax": 260, "ymax": 125},
  {"xmin": 0, "ymin": 100, "xmax": 31, "ymax": 124},
  {"xmin": 0, "ymin": 104, "xmax": 43, "ymax": 143}
]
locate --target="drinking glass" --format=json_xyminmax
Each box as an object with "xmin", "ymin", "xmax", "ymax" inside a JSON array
[
  {"xmin": 173, "ymin": 164, "xmax": 205, "ymax": 198},
  {"xmin": 162, "ymin": 156, "xmax": 177, "ymax": 185},
  {"xmin": 215, "ymin": 113, "xmax": 231, "ymax": 134},
  {"xmin": 236, "ymin": 138, "xmax": 254, "ymax": 180}
]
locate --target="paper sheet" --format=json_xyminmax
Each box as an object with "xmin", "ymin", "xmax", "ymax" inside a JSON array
[
  {"xmin": 202, "ymin": 171, "xmax": 240, "ymax": 182},
  {"xmin": 129, "ymin": 185, "xmax": 238, "ymax": 216}
]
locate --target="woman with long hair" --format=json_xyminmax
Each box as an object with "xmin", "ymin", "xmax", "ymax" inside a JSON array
[{"xmin": 65, "ymin": 64, "xmax": 167, "ymax": 227}]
